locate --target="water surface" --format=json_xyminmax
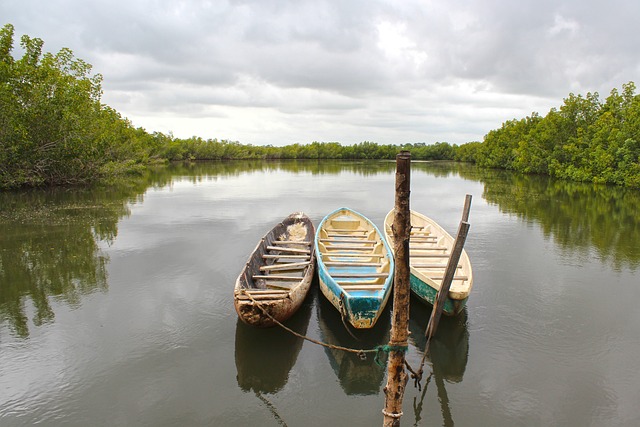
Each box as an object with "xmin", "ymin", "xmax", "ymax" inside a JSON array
[{"xmin": 1, "ymin": 160, "xmax": 639, "ymax": 426}]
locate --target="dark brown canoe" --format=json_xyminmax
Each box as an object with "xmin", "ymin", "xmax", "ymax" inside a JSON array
[{"xmin": 234, "ymin": 212, "xmax": 316, "ymax": 327}]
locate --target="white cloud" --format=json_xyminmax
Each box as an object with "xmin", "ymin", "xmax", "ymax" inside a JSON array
[
  {"xmin": 548, "ymin": 14, "xmax": 580, "ymax": 36},
  {"xmin": 2, "ymin": 0, "xmax": 639, "ymax": 145}
]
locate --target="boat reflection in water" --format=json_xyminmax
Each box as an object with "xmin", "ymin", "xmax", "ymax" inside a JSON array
[
  {"xmin": 234, "ymin": 292, "xmax": 313, "ymax": 394},
  {"xmin": 316, "ymin": 291, "xmax": 390, "ymax": 395},
  {"xmin": 409, "ymin": 294, "xmax": 470, "ymax": 426}
]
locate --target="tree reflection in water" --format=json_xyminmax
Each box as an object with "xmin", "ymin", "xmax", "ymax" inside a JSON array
[
  {"xmin": 0, "ymin": 180, "xmax": 150, "ymax": 338},
  {"xmin": 3, "ymin": 160, "xmax": 637, "ymax": 340},
  {"xmin": 465, "ymin": 167, "xmax": 640, "ymax": 271}
]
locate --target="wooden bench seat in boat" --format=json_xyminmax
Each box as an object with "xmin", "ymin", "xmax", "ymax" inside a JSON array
[
  {"xmin": 330, "ymin": 272, "xmax": 389, "ymax": 278},
  {"xmin": 412, "ymin": 264, "xmax": 462, "ymax": 269},
  {"xmin": 340, "ymin": 284, "xmax": 386, "ymax": 291},
  {"xmin": 409, "ymin": 236, "xmax": 437, "ymax": 241},
  {"xmin": 430, "ymin": 276, "xmax": 469, "ymax": 281},
  {"xmin": 320, "ymin": 239, "xmax": 378, "ymax": 247},
  {"xmin": 266, "ymin": 246, "xmax": 311, "ymax": 254},
  {"xmin": 323, "ymin": 261, "xmax": 382, "ymax": 267},
  {"xmin": 409, "ymin": 245, "xmax": 448, "ymax": 251},
  {"xmin": 252, "ymin": 275, "xmax": 303, "ymax": 281},
  {"xmin": 271, "ymin": 241, "xmax": 311, "ymax": 246},
  {"xmin": 259, "ymin": 261, "xmax": 311, "ymax": 272},
  {"xmin": 409, "ymin": 253, "xmax": 450, "ymax": 258},
  {"xmin": 318, "ymin": 234, "xmax": 373, "ymax": 242},
  {"xmin": 262, "ymin": 254, "xmax": 311, "ymax": 260},
  {"xmin": 236, "ymin": 289, "xmax": 290, "ymax": 300},
  {"xmin": 324, "ymin": 244, "xmax": 377, "ymax": 250}
]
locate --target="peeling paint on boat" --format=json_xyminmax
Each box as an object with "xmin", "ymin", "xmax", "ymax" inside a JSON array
[{"xmin": 315, "ymin": 207, "xmax": 394, "ymax": 329}]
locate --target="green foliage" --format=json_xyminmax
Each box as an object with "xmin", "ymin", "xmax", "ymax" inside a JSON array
[
  {"xmin": 454, "ymin": 141, "xmax": 482, "ymax": 163},
  {"xmin": 0, "ymin": 25, "xmax": 468, "ymax": 189},
  {"xmin": 24, "ymin": 24, "xmax": 640, "ymax": 190},
  {"xmin": 149, "ymin": 136, "xmax": 461, "ymax": 162},
  {"xmin": 471, "ymin": 82, "xmax": 640, "ymax": 187},
  {"xmin": 0, "ymin": 24, "xmax": 151, "ymax": 189}
]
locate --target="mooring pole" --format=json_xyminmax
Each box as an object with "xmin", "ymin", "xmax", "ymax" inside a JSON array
[
  {"xmin": 424, "ymin": 195, "xmax": 472, "ymax": 348},
  {"xmin": 412, "ymin": 195, "xmax": 473, "ymax": 390},
  {"xmin": 382, "ymin": 151, "xmax": 411, "ymax": 427}
]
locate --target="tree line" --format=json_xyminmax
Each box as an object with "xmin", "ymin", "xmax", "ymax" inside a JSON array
[
  {"xmin": 463, "ymin": 83, "xmax": 640, "ymax": 187},
  {"xmin": 0, "ymin": 24, "xmax": 459, "ymax": 189},
  {"xmin": 1, "ymin": 23, "xmax": 639, "ymax": 189}
]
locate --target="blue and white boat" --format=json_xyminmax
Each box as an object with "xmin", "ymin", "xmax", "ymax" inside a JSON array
[{"xmin": 315, "ymin": 207, "xmax": 394, "ymax": 329}]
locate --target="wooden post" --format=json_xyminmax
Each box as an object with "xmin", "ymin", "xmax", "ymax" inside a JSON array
[
  {"xmin": 424, "ymin": 194, "xmax": 472, "ymax": 348},
  {"xmin": 424, "ymin": 220, "xmax": 470, "ymax": 341},
  {"xmin": 461, "ymin": 194, "xmax": 472, "ymax": 222},
  {"xmin": 382, "ymin": 151, "xmax": 411, "ymax": 426}
]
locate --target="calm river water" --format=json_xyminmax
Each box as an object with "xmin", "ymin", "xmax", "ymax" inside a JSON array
[{"xmin": 1, "ymin": 160, "xmax": 639, "ymax": 426}]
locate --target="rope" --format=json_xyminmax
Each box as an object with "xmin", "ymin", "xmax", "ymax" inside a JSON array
[
  {"xmin": 255, "ymin": 391, "xmax": 288, "ymax": 427},
  {"xmin": 240, "ymin": 289, "xmax": 407, "ymax": 361},
  {"xmin": 338, "ymin": 294, "xmax": 359, "ymax": 340},
  {"xmin": 374, "ymin": 344, "xmax": 408, "ymax": 367},
  {"xmin": 381, "ymin": 409, "xmax": 403, "ymax": 419},
  {"xmin": 411, "ymin": 317, "xmax": 437, "ymax": 390}
]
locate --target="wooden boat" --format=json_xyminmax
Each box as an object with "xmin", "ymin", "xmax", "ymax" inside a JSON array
[
  {"xmin": 234, "ymin": 212, "xmax": 315, "ymax": 327},
  {"xmin": 315, "ymin": 207, "xmax": 394, "ymax": 329},
  {"xmin": 384, "ymin": 209, "xmax": 473, "ymax": 316}
]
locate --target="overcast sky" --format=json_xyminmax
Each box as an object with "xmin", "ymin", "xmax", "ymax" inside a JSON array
[{"xmin": 2, "ymin": 0, "xmax": 639, "ymax": 146}]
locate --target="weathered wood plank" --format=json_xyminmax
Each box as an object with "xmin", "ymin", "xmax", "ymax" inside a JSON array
[
  {"xmin": 266, "ymin": 246, "xmax": 310, "ymax": 254},
  {"xmin": 409, "ymin": 253, "xmax": 450, "ymax": 258},
  {"xmin": 236, "ymin": 294, "xmax": 287, "ymax": 300},
  {"xmin": 271, "ymin": 240, "xmax": 311, "ymax": 245},
  {"xmin": 410, "ymin": 236, "xmax": 437, "ymax": 241},
  {"xmin": 259, "ymin": 261, "xmax": 311, "ymax": 271},
  {"xmin": 341, "ymin": 285, "xmax": 385, "ymax": 291},
  {"xmin": 319, "ymin": 238, "xmax": 375, "ymax": 243},
  {"xmin": 262, "ymin": 254, "xmax": 311, "ymax": 260},
  {"xmin": 327, "ymin": 230, "xmax": 367, "ymax": 238},
  {"xmin": 244, "ymin": 289, "xmax": 289, "ymax": 295},
  {"xmin": 325, "ymin": 252, "xmax": 383, "ymax": 258},
  {"xmin": 412, "ymin": 264, "xmax": 461, "ymax": 269},
  {"xmin": 430, "ymin": 275, "xmax": 468, "ymax": 281},
  {"xmin": 324, "ymin": 261, "xmax": 382, "ymax": 267},
  {"xmin": 252, "ymin": 275, "xmax": 302, "ymax": 281},
  {"xmin": 266, "ymin": 283, "xmax": 295, "ymax": 290},
  {"xmin": 331, "ymin": 272, "xmax": 388, "ymax": 278},
  {"xmin": 409, "ymin": 246, "xmax": 448, "ymax": 251},
  {"xmin": 325, "ymin": 245, "xmax": 376, "ymax": 250},
  {"xmin": 319, "ymin": 234, "xmax": 369, "ymax": 242}
]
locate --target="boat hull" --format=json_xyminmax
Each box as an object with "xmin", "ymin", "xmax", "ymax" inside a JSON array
[
  {"xmin": 317, "ymin": 269, "xmax": 391, "ymax": 329},
  {"xmin": 384, "ymin": 209, "xmax": 473, "ymax": 316},
  {"xmin": 234, "ymin": 212, "xmax": 316, "ymax": 328},
  {"xmin": 315, "ymin": 207, "xmax": 394, "ymax": 329},
  {"xmin": 409, "ymin": 274, "xmax": 468, "ymax": 316},
  {"xmin": 235, "ymin": 290, "xmax": 310, "ymax": 327}
]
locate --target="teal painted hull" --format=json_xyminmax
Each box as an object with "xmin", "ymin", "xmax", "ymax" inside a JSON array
[
  {"xmin": 315, "ymin": 207, "xmax": 394, "ymax": 329},
  {"xmin": 409, "ymin": 274, "xmax": 468, "ymax": 316},
  {"xmin": 384, "ymin": 208, "xmax": 473, "ymax": 317},
  {"xmin": 318, "ymin": 267, "xmax": 391, "ymax": 329}
]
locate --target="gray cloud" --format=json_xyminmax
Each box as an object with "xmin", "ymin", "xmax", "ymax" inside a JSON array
[{"xmin": 2, "ymin": 0, "xmax": 639, "ymax": 145}]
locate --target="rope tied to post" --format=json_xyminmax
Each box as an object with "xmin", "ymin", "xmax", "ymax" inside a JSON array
[
  {"xmin": 381, "ymin": 409, "xmax": 403, "ymax": 419},
  {"xmin": 373, "ymin": 343, "xmax": 409, "ymax": 367},
  {"xmin": 240, "ymin": 289, "xmax": 396, "ymax": 361}
]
